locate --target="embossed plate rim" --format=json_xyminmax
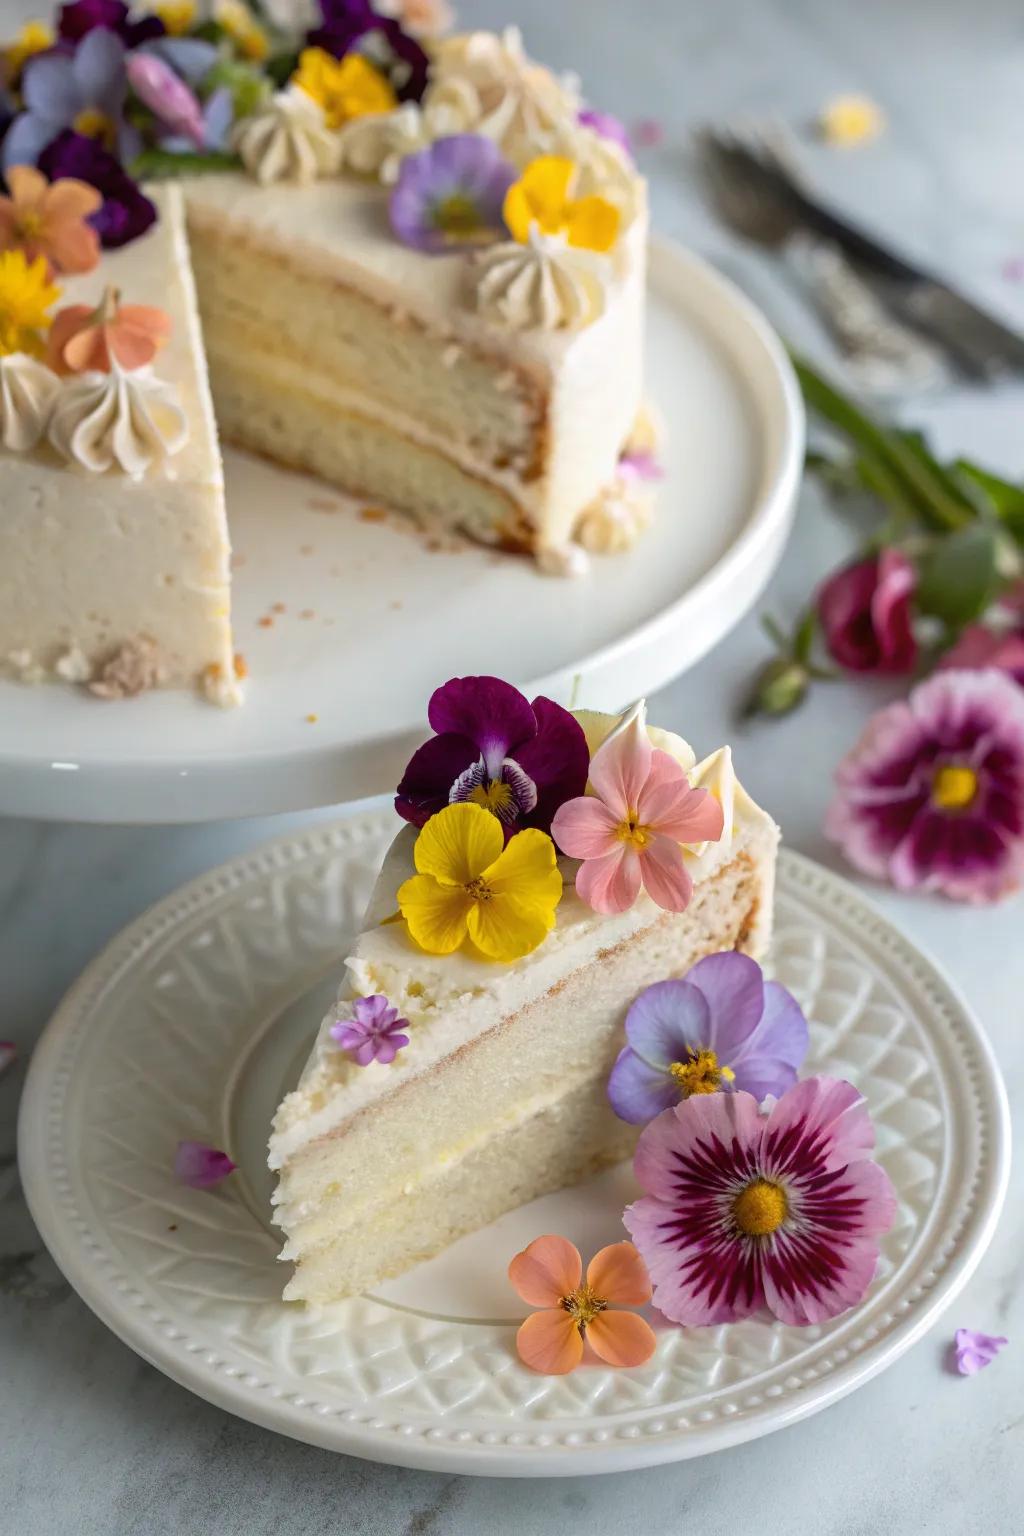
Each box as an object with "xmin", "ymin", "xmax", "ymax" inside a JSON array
[{"xmin": 18, "ymin": 810, "xmax": 1010, "ymax": 1476}]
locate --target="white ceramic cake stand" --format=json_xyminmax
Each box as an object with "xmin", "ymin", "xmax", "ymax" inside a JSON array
[
  {"xmin": 18, "ymin": 807, "xmax": 1009, "ymax": 1477},
  {"xmin": 0, "ymin": 237, "xmax": 803, "ymax": 823}
]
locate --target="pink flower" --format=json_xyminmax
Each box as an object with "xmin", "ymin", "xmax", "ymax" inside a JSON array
[
  {"xmin": 818, "ymin": 549, "xmax": 917, "ymax": 673},
  {"xmin": 551, "ymin": 703, "xmax": 724, "ymax": 914},
  {"xmin": 174, "ymin": 1140, "xmax": 236, "ymax": 1188},
  {"xmin": 826, "ymin": 669, "xmax": 1024, "ymax": 903},
  {"xmin": 125, "ymin": 52, "xmax": 205, "ymax": 147},
  {"xmin": 623, "ymin": 1076, "xmax": 897, "ymax": 1327},
  {"xmin": 939, "ymin": 624, "xmax": 1024, "ymax": 687}
]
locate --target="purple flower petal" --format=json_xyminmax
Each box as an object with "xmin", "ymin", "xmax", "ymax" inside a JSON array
[
  {"xmin": 174, "ymin": 1139, "xmax": 236, "ymax": 1188},
  {"xmin": 74, "ymin": 26, "xmax": 127, "ymax": 111},
  {"xmin": 953, "ymin": 1328, "xmax": 1008, "ymax": 1375},
  {"xmin": 516, "ymin": 696, "xmax": 590, "ymax": 833},
  {"xmin": 59, "ymin": 0, "xmax": 164, "ymax": 47},
  {"xmin": 140, "ymin": 36, "xmax": 219, "ymax": 87},
  {"xmin": 23, "ymin": 53, "xmax": 81, "ymax": 124},
  {"xmin": 607, "ymin": 1043, "xmax": 680, "ymax": 1124},
  {"xmin": 727, "ymin": 979, "xmax": 809, "ymax": 1097},
  {"xmin": 395, "ymin": 730, "xmax": 477, "ymax": 827},
  {"xmin": 684, "ymin": 951, "xmax": 766, "ymax": 1062},
  {"xmin": 623, "ymin": 978, "xmax": 711, "ymax": 1068},
  {"xmin": 428, "ymin": 676, "xmax": 536, "ymax": 776},
  {"xmin": 1, "ymin": 112, "xmax": 58, "ymax": 171},
  {"xmin": 202, "ymin": 86, "xmax": 235, "ymax": 152}
]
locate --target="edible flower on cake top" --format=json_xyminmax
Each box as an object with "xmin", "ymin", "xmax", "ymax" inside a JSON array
[
  {"xmin": 2, "ymin": 21, "xmax": 54, "ymax": 87},
  {"xmin": 396, "ymin": 675, "xmax": 590, "ymax": 839},
  {"xmin": 291, "ymin": 45, "xmax": 397, "ymax": 130},
  {"xmin": 330, "ymin": 993, "xmax": 410, "ymax": 1064},
  {"xmin": 46, "ymin": 283, "xmax": 170, "ymax": 372},
  {"xmin": 397, "ymin": 801, "xmax": 562, "ymax": 962},
  {"xmin": 0, "ymin": 248, "xmax": 61, "ymax": 355},
  {"xmin": 389, "ymin": 133, "xmax": 516, "ymax": 253},
  {"xmin": 607, "ymin": 954, "xmax": 809, "ymax": 1125},
  {"xmin": 0, "ymin": 164, "xmax": 101, "ymax": 275},
  {"xmin": 504, "ymin": 154, "xmax": 620, "ymax": 254},
  {"xmin": 308, "ymin": 0, "xmax": 430, "ymax": 104},
  {"xmin": 214, "ymin": 0, "xmax": 270, "ymax": 64},
  {"xmin": 2, "ymin": 24, "xmax": 135, "ymax": 172}
]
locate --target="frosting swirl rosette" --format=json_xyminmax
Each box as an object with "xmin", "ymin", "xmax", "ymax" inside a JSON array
[
  {"xmin": 48, "ymin": 363, "xmax": 188, "ymax": 475},
  {"xmin": 0, "ymin": 353, "xmax": 61, "ymax": 451},
  {"xmin": 232, "ymin": 86, "xmax": 342, "ymax": 186}
]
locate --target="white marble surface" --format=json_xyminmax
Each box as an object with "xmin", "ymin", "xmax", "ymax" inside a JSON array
[{"xmin": 2, "ymin": 0, "xmax": 1023, "ymax": 1530}]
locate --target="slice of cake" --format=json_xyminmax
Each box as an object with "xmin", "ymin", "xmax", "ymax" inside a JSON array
[{"xmin": 270, "ymin": 684, "xmax": 778, "ymax": 1303}]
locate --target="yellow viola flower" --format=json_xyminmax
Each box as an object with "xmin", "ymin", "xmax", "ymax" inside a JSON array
[
  {"xmin": 398, "ymin": 803, "xmax": 562, "ymax": 963},
  {"xmin": 0, "ymin": 250, "xmax": 61, "ymax": 358},
  {"xmin": 153, "ymin": 0, "xmax": 198, "ymax": 37},
  {"xmin": 215, "ymin": 0, "xmax": 270, "ymax": 63},
  {"xmin": 292, "ymin": 48, "xmax": 398, "ymax": 130},
  {"xmin": 3, "ymin": 19, "xmax": 53, "ymax": 80},
  {"xmin": 503, "ymin": 156, "xmax": 620, "ymax": 254}
]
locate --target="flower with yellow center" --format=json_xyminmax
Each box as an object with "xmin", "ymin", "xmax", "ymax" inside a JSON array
[
  {"xmin": 0, "ymin": 250, "xmax": 61, "ymax": 357},
  {"xmin": 931, "ymin": 763, "xmax": 978, "ymax": 811},
  {"xmin": 503, "ymin": 155, "xmax": 620, "ymax": 254},
  {"xmin": 153, "ymin": 0, "xmax": 198, "ymax": 36},
  {"xmin": 397, "ymin": 802, "xmax": 562, "ymax": 963},
  {"xmin": 732, "ymin": 1178, "xmax": 788, "ymax": 1238},
  {"xmin": 71, "ymin": 107, "xmax": 118, "ymax": 151},
  {"xmin": 292, "ymin": 47, "xmax": 397, "ymax": 131},
  {"xmin": 3, "ymin": 20, "xmax": 53, "ymax": 81},
  {"xmin": 668, "ymin": 1048, "xmax": 735, "ymax": 1098},
  {"xmin": 215, "ymin": 0, "xmax": 270, "ymax": 63}
]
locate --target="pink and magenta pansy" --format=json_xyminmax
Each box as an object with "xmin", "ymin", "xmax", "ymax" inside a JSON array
[
  {"xmin": 624, "ymin": 1076, "xmax": 896, "ymax": 1327},
  {"xmin": 826, "ymin": 668, "xmax": 1024, "ymax": 903},
  {"xmin": 330, "ymin": 993, "xmax": 410, "ymax": 1065},
  {"xmin": 607, "ymin": 953, "xmax": 809, "ymax": 1124},
  {"xmin": 395, "ymin": 674, "xmax": 589, "ymax": 840},
  {"xmin": 551, "ymin": 702, "xmax": 723, "ymax": 915}
]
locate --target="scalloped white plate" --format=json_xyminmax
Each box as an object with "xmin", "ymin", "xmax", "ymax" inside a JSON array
[
  {"xmin": 0, "ymin": 237, "xmax": 802, "ymax": 823},
  {"xmin": 18, "ymin": 809, "xmax": 1009, "ymax": 1476}
]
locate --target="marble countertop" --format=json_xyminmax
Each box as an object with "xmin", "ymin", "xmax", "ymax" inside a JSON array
[{"xmin": 2, "ymin": 0, "xmax": 1023, "ymax": 1530}]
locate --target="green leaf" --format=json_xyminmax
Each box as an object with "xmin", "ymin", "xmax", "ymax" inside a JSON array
[
  {"xmin": 129, "ymin": 149, "xmax": 242, "ymax": 179},
  {"xmin": 793, "ymin": 607, "xmax": 817, "ymax": 664},
  {"xmin": 915, "ymin": 524, "xmax": 999, "ymax": 627},
  {"xmin": 953, "ymin": 460, "xmax": 1024, "ymax": 540}
]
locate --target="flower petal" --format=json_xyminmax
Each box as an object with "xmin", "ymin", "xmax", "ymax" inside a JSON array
[
  {"xmin": 508, "ymin": 1233, "xmax": 582, "ymax": 1305},
  {"xmin": 624, "ymin": 978, "xmax": 711, "ymax": 1067},
  {"xmin": 587, "ymin": 702, "xmax": 652, "ymax": 818},
  {"xmin": 23, "ymin": 54, "xmax": 80, "ymax": 124},
  {"xmin": 484, "ymin": 825, "xmax": 560, "ymax": 895},
  {"xmin": 73, "ymin": 27, "xmax": 126, "ymax": 109},
  {"xmin": 427, "ymin": 675, "xmax": 536, "ymax": 775},
  {"xmin": 515, "ymin": 1308, "xmax": 584, "ymax": 1374},
  {"xmin": 953, "ymin": 1328, "xmax": 1008, "ymax": 1376},
  {"xmin": 638, "ymin": 833, "xmax": 693, "ymax": 912},
  {"xmin": 397, "ymin": 872, "xmax": 472, "ymax": 953},
  {"xmin": 467, "ymin": 888, "xmax": 556, "ymax": 961},
  {"xmin": 550, "ymin": 793, "xmax": 621, "ymax": 859},
  {"xmin": 729, "ymin": 980, "xmax": 809, "ymax": 1100},
  {"xmin": 684, "ymin": 951, "xmax": 766, "ymax": 1061},
  {"xmin": 566, "ymin": 192, "xmax": 620, "ymax": 253},
  {"xmin": 759, "ymin": 1075, "xmax": 875, "ymax": 1180},
  {"xmin": 585, "ymin": 1309, "xmax": 656, "ymax": 1367},
  {"xmin": 575, "ymin": 845, "xmax": 642, "ymax": 914},
  {"xmin": 632, "ymin": 1090, "xmax": 764, "ymax": 1200},
  {"xmin": 586, "ymin": 1241, "xmax": 652, "ymax": 1304},
  {"xmin": 395, "ymin": 730, "xmax": 477, "ymax": 827},
  {"xmin": 6, "ymin": 164, "xmax": 47, "ymax": 204},
  {"xmin": 607, "ymin": 1046, "xmax": 679, "ymax": 1124},
  {"xmin": 174, "ymin": 1139, "xmax": 236, "ymax": 1189},
  {"xmin": 516, "ymin": 695, "xmax": 590, "ymax": 832},
  {"xmin": 414, "ymin": 801, "xmax": 504, "ymax": 885}
]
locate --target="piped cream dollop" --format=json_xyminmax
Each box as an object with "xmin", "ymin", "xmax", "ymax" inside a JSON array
[
  {"xmin": 426, "ymin": 26, "xmax": 579, "ymax": 165},
  {"xmin": 575, "ymin": 471, "xmax": 654, "ymax": 553},
  {"xmin": 232, "ymin": 86, "xmax": 341, "ymax": 186},
  {"xmin": 473, "ymin": 228, "xmax": 608, "ymax": 330},
  {"xmin": 48, "ymin": 363, "xmax": 188, "ymax": 476},
  {"xmin": 337, "ymin": 102, "xmax": 427, "ymax": 183},
  {"xmin": 0, "ymin": 353, "xmax": 61, "ymax": 452}
]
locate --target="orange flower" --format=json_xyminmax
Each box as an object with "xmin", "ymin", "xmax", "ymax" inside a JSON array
[
  {"xmin": 46, "ymin": 286, "xmax": 172, "ymax": 375},
  {"xmin": 508, "ymin": 1235, "xmax": 656, "ymax": 1375},
  {"xmin": 0, "ymin": 166, "xmax": 102, "ymax": 277}
]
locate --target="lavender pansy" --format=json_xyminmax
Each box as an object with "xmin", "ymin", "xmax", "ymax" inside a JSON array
[
  {"xmin": 330, "ymin": 994, "xmax": 410, "ymax": 1065},
  {"xmin": 39, "ymin": 129, "xmax": 156, "ymax": 245},
  {"xmin": 174, "ymin": 1139, "xmax": 237, "ymax": 1188},
  {"xmin": 826, "ymin": 668, "xmax": 1024, "ymax": 903},
  {"xmin": 607, "ymin": 953, "xmax": 809, "ymax": 1125},
  {"xmin": 578, "ymin": 107, "xmax": 631, "ymax": 155},
  {"xmin": 308, "ymin": 0, "xmax": 429, "ymax": 102},
  {"xmin": 390, "ymin": 135, "xmax": 516, "ymax": 254},
  {"xmin": 953, "ymin": 1328, "xmax": 1008, "ymax": 1376},
  {"xmin": 395, "ymin": 675, "xmax": 589, "ymax": 838},
  {"xmin": 3, "ymin": 27, "xmax": 135, "ymax": 173},
  {"xmin": 58, "ymin": 0, "xmax": 165, "ymax": 47}
]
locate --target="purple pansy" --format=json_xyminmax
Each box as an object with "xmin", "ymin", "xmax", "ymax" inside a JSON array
[
  {"xmin": 308, "ymin": 0, "xmax": 429, "ymax": 102},
  {"xmin": 39, "ymin": 130, "xmax": 156, "ymax": 245},
  {"xmin": 826, "ymin": 668, "xmax": 1024, "ymax": 904},
  {"xmin": 578, "ymin": 107, "xmax": 631, "ymax": 156},
  {"xmin": 390, "ymin": 135, "xmax": 516, "ymax": 254},
  {"xmin": 2, "ymin": 27, "xmax": 136, "ymax": 173},
  {"xmin": 174, "ymin": 1139, "xmax": 237, "ymax": 1188},
  {"xmin": 952, "ymin": 1328, "xmax": 1008, "ymax": 1376},
  {"xmin": 330, "ymin": 994, "xmax": 410, "ymax": 1066},
  {"xmin": 395, "ymin": 675, "xmax": 590, "ymax": 839},
  {"xmin": 607, "ymin": 953, "xmax": 809, "ymax": 1125},
  {"xmin": 58, "ymin": 0, "xmax": 165, "ymax": 47}
]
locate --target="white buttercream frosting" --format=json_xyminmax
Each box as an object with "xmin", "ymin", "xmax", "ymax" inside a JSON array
[
  {"xmin": 0, "ymin": 353, "xmax": 61, "ymax": 452},
  {"xmin": 337, "ymin": 101, "xmax": 428, "ymax": 184},
  {"xmin": 48, "ymin": 363, "xmax": 189, "ymax": 476},
  {"xmin": 473, "ymin": 228, "xmax": 609, "ymax": 330},
  {"xmin": 232, "ymin": 86, "xmax": 342, "ymax": 186},
  {"xmin": 575, "ymin": 469, "xmax": 653, "ymax": 552}
]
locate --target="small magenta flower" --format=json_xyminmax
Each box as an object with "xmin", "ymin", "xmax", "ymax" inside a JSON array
[
  {"xmin": 953, "ymin": 1328, "xmax": 1008, "ymax": 1376},
  {"xmin": 826, "ymin": 669, "xmax": 1024, "ymax": 903},
  {"xmin": 817, "ymin": 549, "xmax": 917, "ymax": 674},
  {"xmin": 607, "ymin": 954, "xmax": 809, "ymax": 1124},
  {"xmin": 390, "ymin": 135, "xmax": 517, "ymax": 254},
  {"xmin": 126, "ymin": 51, "xmax": 205, "ymax": 147},
  {"xmin": 624, "ymin": 1076, "xmax": 897, "ymax": 1326},
  {"xmin": 175, "ymin": 1140, "xmax": 237, "ymax": 1188},
  {"xmin": 330, "ymin": 994, "xmax": 410, "ymax": 1065}
]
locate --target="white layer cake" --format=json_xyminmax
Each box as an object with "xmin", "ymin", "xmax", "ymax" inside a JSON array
[{"xmin": 270, "ymin": 756, "xmax": 778, "ymax": 1303}]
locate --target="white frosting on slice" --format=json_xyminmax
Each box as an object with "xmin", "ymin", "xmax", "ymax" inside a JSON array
[
  {"xmin": 48, "ymin": 363, "xmax": 189, "ymax": 476},
  {"xmin": 473, "ymin": 230, "xmax": 608, "ymax": 330},
  {"xmin": 232, "ymin": 86, "xmax": 341, "ymax": 186},
  {"xmin": 426, "ymin": 26, "xmax": 580, "ymax": 166},
  {"xmin": 337, "ymin": 101, "xmax": 428, "ymax": 184},
  {"xmin": 0, "ymin": 353, "xmax": 61, "ymax": 452}
]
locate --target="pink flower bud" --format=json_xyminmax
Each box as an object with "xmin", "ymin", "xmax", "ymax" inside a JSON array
[{"xmin": 126, "ymin": 52, "xmax": 205, "ymax": 148}]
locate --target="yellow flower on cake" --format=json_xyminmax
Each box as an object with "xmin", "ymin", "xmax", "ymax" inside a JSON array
[
  {"xmin": 0, "ymin": 250, "xmax": 61, "ymax": 357},
  {"xmin": 504, "ymin": 156, "xmax": 620, "ymax": 254},
  {"xmin": 215, "ymin": 0, "xmax": 270, "ymax": 63},
  {"xmin": 152, "ymin": 0, "xmax": 198, "ymax": 36},
  {"xmin": 398, "ymin": 802, "xmax": 562, "ymax": 962},
  {"xmin": 292, "ymin": 48, "xmax": 398, "ymax": 131}
]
